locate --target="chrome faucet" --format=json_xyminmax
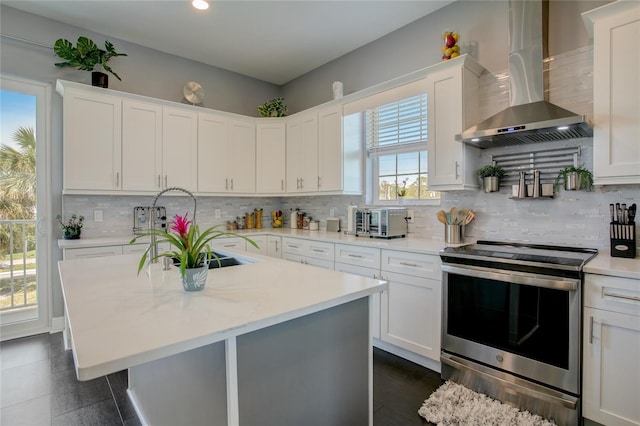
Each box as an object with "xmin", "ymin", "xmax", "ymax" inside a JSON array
[{"xmin": 149, "ymin": 187, "xmax": 197, "ymax": 263}]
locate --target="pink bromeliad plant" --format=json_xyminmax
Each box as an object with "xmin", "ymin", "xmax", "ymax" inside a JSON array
[{"xmin": 130, "ymin": 213, "xmax": 257, "ymax": 277}]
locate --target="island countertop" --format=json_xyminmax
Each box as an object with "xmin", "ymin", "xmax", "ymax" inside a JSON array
[{"xmin": 58, "ymin": 251, "xmax": 387, "ymax": 381}]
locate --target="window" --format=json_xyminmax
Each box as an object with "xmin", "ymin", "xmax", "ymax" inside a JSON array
[{"xmin": 366, "ymin": 93, "xmax": 440, "ymax": 204}]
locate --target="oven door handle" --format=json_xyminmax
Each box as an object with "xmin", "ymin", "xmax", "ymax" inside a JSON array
[{"xmin": 441, "ymin": 264, "xmax": 579, "ymax": 291}]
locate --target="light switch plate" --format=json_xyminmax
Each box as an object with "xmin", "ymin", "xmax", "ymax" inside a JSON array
[
  {"xmin": 214, "ymin": 209, "xmax": 221, "ymax": 219},
  {"xmin": 94, "ymin": 210, "xmax": 103, "ymax": 222}
]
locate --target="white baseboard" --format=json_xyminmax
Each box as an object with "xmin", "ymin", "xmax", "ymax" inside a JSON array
[
  {"xmin": 50, "ymin": 316, "xmax": 65, "ymax": 333},
  {"xmin": 373, "ymin": 338, "xmax": 441, "ymax": 374}
]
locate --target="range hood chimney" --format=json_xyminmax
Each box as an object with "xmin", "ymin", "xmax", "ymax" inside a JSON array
[{"xmin": 456, "ymin": 0, "xmax": 592, "ymax": 148}]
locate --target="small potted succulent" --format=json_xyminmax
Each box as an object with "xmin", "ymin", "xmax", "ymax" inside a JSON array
[
  {"xmin": 53, "ymin": 36, "xmax": 127, "ymax": 88},
  {"xmin": 57, "ymin": 214, "xmax": 84, "ymax": 240},
  {"xmin": 476, "ymin": 163, "xmax": 506, "ymax": 193},
  {"xmin": 554, "ymin": 166, "xmax": 593, "ymax": 191},
  {"xmin": 258, "ymin": 97, "xmax": 287, "ymax": 117}
]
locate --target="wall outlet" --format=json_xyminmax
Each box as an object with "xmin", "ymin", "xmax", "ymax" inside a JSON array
[
  {"xmin": 214, "ymin": 209, "xmax": 221, "ymax": 219},
  {"xmin": 407, "ymin": 209, "xmax": 414, "ymax": 223},
  {"xmin": 94, "ymin": 210, "xmax": 103, "ymax": 222},
  {"xmin": 330, "ymin": 208, "xmax": 336, "ymax": 217}
]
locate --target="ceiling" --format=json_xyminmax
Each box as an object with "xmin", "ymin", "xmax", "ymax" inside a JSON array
[{"xmin": 3, "ymin": 0, "xmax": 454, "ymax": 85}]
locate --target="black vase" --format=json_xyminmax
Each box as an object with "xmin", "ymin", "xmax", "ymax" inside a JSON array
[{"xmin": 92, "ymin": 71, "xmax": 108, "ymax": 88}]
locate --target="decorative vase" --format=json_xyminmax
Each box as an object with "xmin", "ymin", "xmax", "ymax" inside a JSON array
[
  {"xmin": 483, "ymin": 176, "xmax": 500, "ymax": 193},
  {"xmin": 92, "ymin": 71, "xmax": 108, "ymax": 88},
  {"xmin": 63, "ymin": 229, "xmax": 81, "ymax": 240},
  {"xmin": 398, "ymin": 196, "xmax": 406, "ymax": 205},
  {"xmin": 180, "ymin": 265, "xmax": 208, "ymax": 292}
]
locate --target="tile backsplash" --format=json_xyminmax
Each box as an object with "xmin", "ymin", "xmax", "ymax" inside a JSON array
[{"xmin": 62, "ymin": 46, "xmax": 639, "ymax": 251}]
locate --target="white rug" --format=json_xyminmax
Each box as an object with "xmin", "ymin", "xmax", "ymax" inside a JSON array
[{"xmin": 418, "ymin": 381, "xmax": 557, "ymax": 426}]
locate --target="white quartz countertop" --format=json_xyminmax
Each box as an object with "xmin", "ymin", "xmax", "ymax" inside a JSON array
[
  {"xmin": 58, "ymin": 252, "xmax": 387, "ymax": 381},
  {"xmin": 584, "ymin": 252, "xmax": 640, "ymax": 280},
  {"xmin": 58, "ymin": 228, "xmax": 459, "ymax": 255}
]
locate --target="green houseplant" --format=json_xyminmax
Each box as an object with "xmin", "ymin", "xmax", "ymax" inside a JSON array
[
  {"xmin": 130, "ymin": 213, "xmax": 258, "ymax": 291},
  {"xmin": 57, "ymin": 214, "xmax": 84, "ymax": 240},
  {"xmin": 258, "ymin": 97, "xmax": 287, "ymax": 117},
  {"xmin": 53, "ymin": 36, "xmax": 127, "ymax": 88},
  {"xmin": 476, "ymin": 164, "xmax": 506, "ymax": 193},
  {"xmin": 554, "ymin": 166, "xmax": 593, "ymax": 191}
]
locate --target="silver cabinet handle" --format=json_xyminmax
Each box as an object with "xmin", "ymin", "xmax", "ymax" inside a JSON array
[
  {"xmin": 281, "ymin": 179, "xmax": 284, "ymax": 191},
  {"xmin": 589, "ymin": 316, "xmax": 594, "ymax": 344},
  {"xmin": 400, "ymin": 262, "xmax": 419, "ymax": 267},
  {"xmin": 318, "ymin": 175, "xmax": 321, "ymax": 188},
  {"xmin": 116, "ymin": 172, "xmax": 120, "ymax": 188},
  {"xmin": 300, "ymin": 177, "xmax": 303, "ymax": 189},
  {"xmin": 223, "ymin": 244, "xmax": 236, "ymax": 248},
  {"xmin": 296, "ymin": 178, "xmax": 301, "ymax": 190},
  {"xmin": 157, "ymin": 175, "xmax": 161, "ymax": 188},
  {"xmin": 225, "ymin": 178, "xmax": 228, "ymax": 190},
  {"xmin": 288, "ymin": 244, "xmax": 299, "ymax": 249},
  {"xmin": 455, "ymin": 161, "xmax": 460, "ymax": 179},
  {"xmin": 311, "ymin": 248, "xmax": 325, "ymax": 253},
  {"xmin": 164, "ymin": 175, "xmax": 168, "ymax": 188},
  {"xmin": 230, "ymin": 178, "xmax": 234, "ymax": 190},
  {"xmin": 603, "ymin": 290, "xmax": 640, "ymax": 302}
]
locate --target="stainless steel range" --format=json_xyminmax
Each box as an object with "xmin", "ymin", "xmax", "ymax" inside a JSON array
[{"xmin": 440, "ymin": 241, "xmax": 598, "ymax": 426}]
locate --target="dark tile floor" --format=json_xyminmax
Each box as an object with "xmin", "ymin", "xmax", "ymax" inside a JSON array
[{"xmin": 1, "ymin": 333, "xmax": 442, "ymax": 425}]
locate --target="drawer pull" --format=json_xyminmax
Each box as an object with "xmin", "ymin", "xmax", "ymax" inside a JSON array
[
  {"xmin": 289, "ymin": 244, "xmax": 299, "ymax": 249},
  {"xmin": 399, "ymin": 262, "xmax": 419, "ymax": 268},
  {"xmin": 603, "ymin": 290, "xmax": 640, "ymax": 302},
  {"xmin": 223, "ymin": 244, "xmax": 235, "ymax": 248},
  {"xmin": 311, "ymin": 248, "xmax": 325, "ymax": 253},
  {"xmin": 348, "ymin": 254, "xmax": 364, "ymax": 258}
]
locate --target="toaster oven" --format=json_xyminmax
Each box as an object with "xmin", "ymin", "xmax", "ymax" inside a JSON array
[{"xmin": 353, "ymin": 208, "xmax": 407, "ymax": 239}]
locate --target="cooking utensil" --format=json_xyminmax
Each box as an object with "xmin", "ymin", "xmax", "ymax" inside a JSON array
[
  {"xmin": 449, "ymin": 207, "xmax": 458, "ymax": 223},
  {"xmin": 463, "ymin": 210, "xmax": 475, "ymax": 225},
  {"xmin": 437, "ymin": 210, "xmax": 448, "ymax": 224},
  {"xmin": 629, "ymin": 204, "xmax": 636, "ymax": 224},
  {"xmin": 609, "ymin": 203, "xmax": 615, "ymax": 223}
]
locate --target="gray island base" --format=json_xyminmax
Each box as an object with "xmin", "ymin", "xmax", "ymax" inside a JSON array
[{"xmin": 58, "ymin": 252, "xmax": 385, "ymax": 426}]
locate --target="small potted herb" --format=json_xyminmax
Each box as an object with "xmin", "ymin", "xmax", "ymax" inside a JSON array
[
  {"xmin": 258, "ymin": 97, "xmax": 287, "ymax": 117},
  {"xmin": 53, "ymin": 36, "xmax": 127, "ymax": 88},
  {"xmin": 554, "ymin": 166, "xmax": 593, "ymax": 191},
  {"xmin": 476, "ymin": 163, "xmax": 506, "ymax": 193},
  {"xmin": 57, "ymin": 214, "xmax": 84, "ymax": 240}
]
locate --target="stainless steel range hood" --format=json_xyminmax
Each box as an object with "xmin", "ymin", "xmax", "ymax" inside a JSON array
[{"xmin": 457, "ymin": 0, "xmax": 592, "ymax": 148}]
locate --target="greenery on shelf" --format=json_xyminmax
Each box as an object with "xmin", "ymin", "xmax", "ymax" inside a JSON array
[
  {"xmin": 53, "ymin": 36, "xmax": 127, "ymax": 81},
  {"xmin": 476, "ymin": 164, "xmax": 506, "ymax": 179},
  {"xmin": 258, "ymin": 97, "xmax": 287, "ymax": 117},
  {"xmin": 554, "ymin": 166, "xmax": 593, "ymax": 190}
]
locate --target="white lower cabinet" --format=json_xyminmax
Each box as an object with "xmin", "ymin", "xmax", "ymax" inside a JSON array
[
  {"xmin": 245, "ymin": 235, "xmax": 266, "ymax": 255},
  {"xmin": 266, "ymin": 235, "xmax": 282, "ymax": 258},
  {"xmin": 335, "ymin": 262, "xmax": 382, "ymax": 340},
  {"xmin": 583, "ymin": 273, "xmax": 640, "ymax": 426},
  {"xmin": 379, "ymin": 250, "xmax": 441, "ymax": 361},
  {"xmin": 211, "ymin": 237, "xmax": 246, "ymax": 252},
  {"xmin": 282, "ymin": 237, "xmax": 334, "ymax": 269}
]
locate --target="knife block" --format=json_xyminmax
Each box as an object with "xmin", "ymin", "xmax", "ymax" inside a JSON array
[{"xmin": 610, "ymin": 223, "xmax": 636, "ymax": 258}]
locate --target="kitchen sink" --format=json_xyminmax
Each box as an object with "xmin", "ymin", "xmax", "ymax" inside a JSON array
[{"xmin": 172, "ymin": 252, "xmax": 243, "ymax": 269}]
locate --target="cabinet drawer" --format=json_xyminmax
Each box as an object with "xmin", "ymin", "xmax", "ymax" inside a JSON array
[
  {"xmin": 306, "ymin": 240, "xmax": 334, "ymax": 261},
  {"xmin": 64, "ymin": 246, "xmax": 123, "ymax": 259},
  {"xmin": 283, "ymin": 253, "xmax": 333, "ymax": 270},
  {"xmin": 585, "ymin": 274, "xmax": 640, "ymax": 317},
  {"xmin": 335, "ymin": 244, "xmax": 380, "ymax": 269},
  {"xmin": 381, "ymin": 249, "xmax": 441, "ymax": 280},
  {"xmin": 211, "ymin": 237, "xmax": 246, "ymax": 251},
  {"xmin": 122, "ymin": 244, "xmax": 148, "ymax": 255},
  {"xmin": 282, "ymin": 237, "xmax": 307, "ymax": 255}
]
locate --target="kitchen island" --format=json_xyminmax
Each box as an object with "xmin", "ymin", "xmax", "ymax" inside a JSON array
[{"xmin": 58, "ymin": 251, "xmax": 387, "ymax": 426}]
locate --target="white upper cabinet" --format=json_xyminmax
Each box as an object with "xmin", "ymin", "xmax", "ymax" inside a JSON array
[
  {"xmin": 426, "ymin": 56, "xmax": 484, "ymax": 191},
  {"xmin": 198, "ymin": 112, "xmax": 256, "ymax": 194},
  {"xmin": 121, "ymin": 100, "xmax": 162, "ymax": 192},
  {"xmin": 256, "ymin": 120, "xmax": 286, "ymax": 194},
  {"xmin": 162, "ymin": 107, "xmax": 198, "ymax": 191},
  {"xmin": 583, "ymin": 1, "xmax": 640, "ymax": 185},
  {"xmin": 286, "ymin": 111, "xmax": 319, "ymax": 193},
  {"xmin": 61, "ymin": 86, "xmax": 122, "ymax": 192}
]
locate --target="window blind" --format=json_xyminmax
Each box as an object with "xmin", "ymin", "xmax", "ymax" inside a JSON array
[{"xmin": 366, "ymin": 93, "xmax": 427, "ymax": 157}]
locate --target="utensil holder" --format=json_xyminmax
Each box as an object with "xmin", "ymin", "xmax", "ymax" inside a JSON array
[
  {"xmin": 610, "ymin": 223, "xmax": 636, "ymax": 258},
  {"xmin": 444, "ymin": 224, "xmax": 465, "ymax": 244}
]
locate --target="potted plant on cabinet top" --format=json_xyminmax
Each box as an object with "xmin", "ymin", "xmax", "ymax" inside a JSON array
[
  {"xmin": 53, "ymin": 36, "xmax": 127, "ymax": 88},
  {"xmin": 258, "ymin": 97, "xmax": 287, "ymax": 117},
  {"xmin": 476, "ymin": 163, "xmax": 506, "ymax": 193},
  {"xmin": 57, "ymin": 214, "xmax": 84, "ymax": 240},
  {"xmin": 554, "ymin": 166, "xmax": 593, "ymax": 191}
]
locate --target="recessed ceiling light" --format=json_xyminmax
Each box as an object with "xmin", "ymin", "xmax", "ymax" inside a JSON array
[{"xmin": 192, "ymin": 0, "xmax": 209, "ymax": 11}]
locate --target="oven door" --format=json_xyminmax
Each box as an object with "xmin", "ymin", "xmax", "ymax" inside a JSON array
[
  {"xmin": 441, "ymin": 263, "xmax": 581, "ymax": 395},
  {"xmin": 368, "ymin": 210, "xmax": 381, "ymax": 236}
]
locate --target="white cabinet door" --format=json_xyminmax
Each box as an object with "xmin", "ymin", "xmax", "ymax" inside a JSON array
[
  {"xmin": 246, "ymin": 235, "xmax": 266, "ymax": 255},
  {"xmin": 63, "ymin": 87, "xmax": 122, "ymax": 191},
  {"xmin": 583, "ymin": 307, "xmax": 640, "ymax": 426},
  {"xmin": 286, "ymin": 112, "xmax": 318, "ymax": 193},
  {"xmin": 122, "ymin": 100, "xmax": 163, "ymax": 192},
  {"xmin": 229, "ymin": 119, "xmax": 256, "ymax": 194},
  {"xmin": 317, "ymin": 104, "xmax": 343, "ymax": 192},
  {"xmin": 266, "ymin": 235, "xmax": 282, "ymax": 258},
  {"xmin": 256, "ymin": 120, "xmax": 286, "ymax": 194},
  {"xmin": 380, "ymin": 270, "xmax": 441, "ymax": 360},
  {"xmin": 426, "ymin": 57, "xmax": 483, "ymax": 191},
  {"xmin": 584, "ymin": 1, "xmax": 640, "ymax": 185},
  {"xmin": 335, "ymin": 262, "xmax": 382, "ymax": 339},
  {"xmin": 162, "ymin": 107, "xmax": 198, "ymax": 191},
  {"xmin": 198, "ymin": 112, "xmax": 230, "ymax": 193}
]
